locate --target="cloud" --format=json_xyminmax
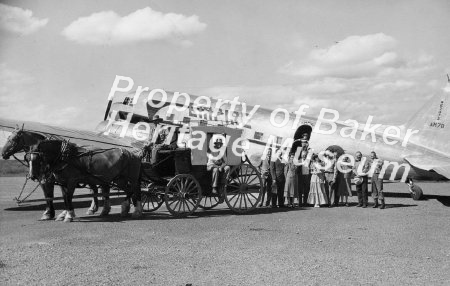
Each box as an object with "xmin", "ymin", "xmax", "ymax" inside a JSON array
[
  {"xmin": 0, "ymin": 63, "xmax": 83, "ymax": 127},
  {"xmin": 200, "ymin": 72, "xmax": 442, "ymax": 126},
  {"xmin": 266, "ymin": 32, "xmax": 443, "ymax": 124},
  {"xmin": 280, "ymin": 33, "xmax": 414, "ymax": 78},
  {"xmin": 0, "ymin": 3, "xmax": 48, "ymax": 35},
  {"xmin": 62, "ymin": 7, "xmax": 207, "ymax": 46}
]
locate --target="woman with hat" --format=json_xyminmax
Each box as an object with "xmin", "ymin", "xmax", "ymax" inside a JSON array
[{"xmin": 307, "ymin": 154, "xmax": 328, "ymax": 207}]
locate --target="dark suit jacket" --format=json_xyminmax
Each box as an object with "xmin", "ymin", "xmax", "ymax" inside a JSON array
[{"xmin": 270, "ymin": 158, "xmax": 285, "ymax": 182}]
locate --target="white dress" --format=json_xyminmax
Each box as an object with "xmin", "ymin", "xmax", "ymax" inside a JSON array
[{"xmin": 307, "ymin": 163, "xmax": 329, "ymax": 206}]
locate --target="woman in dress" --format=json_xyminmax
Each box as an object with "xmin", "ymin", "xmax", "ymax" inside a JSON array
[
  {"xmin": 307, "ymin": 154, "xmax": 329, "ymax": 207},
  {"xmin": 336, "ymin": 156, "xmax": 353, "ymax": 206},
  {"xmin": 284, "ymin": 153, "xmax": 298, "ymax": 208}
]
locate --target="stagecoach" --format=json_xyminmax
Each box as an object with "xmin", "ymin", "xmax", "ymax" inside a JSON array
[
  {"xmin": 140, "ymin": 125, "xmax": 264, "ymax": 217},
  {"xmin": 3, "ymin": 122, "xmax": 264, "ymax": 219}
]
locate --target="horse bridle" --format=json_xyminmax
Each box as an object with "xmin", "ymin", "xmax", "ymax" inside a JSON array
[{"xmin": 4, "ymin": 131, "xmax": 26, "ymax": 157}]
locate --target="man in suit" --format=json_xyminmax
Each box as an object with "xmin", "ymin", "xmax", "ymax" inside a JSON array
[
  {"xmin": 353, "ymin": 151, "xmax": 371, "ymax": 208},
  {"xmin": 271, "ymin": 148, "xmax": 286, "ymax": 207},
  {"xmin": 207, "ymin": 138, "xmax": 230, "ymax": 195},
  {"xmin": 258, "ymin": 148, "xmax": 273, "ymax": 207}
]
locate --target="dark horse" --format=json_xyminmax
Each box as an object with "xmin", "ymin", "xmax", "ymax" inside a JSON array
[
  {"xmin": 1, "ymin": 128, "xmax": 111, "ymax": 219},
  {"xmin": 28, "ymin": 140, "xmax": 143, "ymax": 222}
]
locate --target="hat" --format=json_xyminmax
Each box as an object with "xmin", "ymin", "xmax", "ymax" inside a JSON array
[{"xmin": 354, "ymin": 177, "xmax": 363, "ymax": 185}]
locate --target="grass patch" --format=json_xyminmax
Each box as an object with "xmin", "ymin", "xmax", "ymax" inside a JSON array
[{"xmin": 0, "ymin": 159, "xmax": 28, "ymax": 177}]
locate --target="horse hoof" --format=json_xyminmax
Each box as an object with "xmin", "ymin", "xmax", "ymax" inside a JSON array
[
  {"xmin": 100, "ymin": 209, "xmax": 110, "ymax": 217},
  {"xmin": 55, "ymin": 211, "xmax": 67, "ymax": 221},
  {"xmin": 64, "ymin": 217, "xmax": 73, "ymax": 223},
  {"xmin": 131, "ymin": 212, "xmax": 142, "ymax": 219},
  {"xmin": 39, "ymin": 215, "xmax": 54, "ymax": 221},
  {"xmin": 39, "ymin": 212, "xmax": 55, "ymax": 221},
  {"xmin": 86, "ymin": 210, "xmax": 95, "ymax": 215}
]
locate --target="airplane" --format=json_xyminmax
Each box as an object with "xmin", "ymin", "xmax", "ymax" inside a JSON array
[{"xmin": 1, "ymin": 77, "xmax": 449, "ymax": 184}]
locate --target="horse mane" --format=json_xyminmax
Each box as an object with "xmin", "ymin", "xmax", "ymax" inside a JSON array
[
  {"xmin": 38, "ymin": 140, "xmax": 83, "ymax": 160},
  {"xmin": 14, "ymin": 129, "xmax": 47, "ymax": 141}
]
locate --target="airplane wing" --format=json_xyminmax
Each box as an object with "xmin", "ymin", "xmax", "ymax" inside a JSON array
[
  {"xmin": 0, "ymin": 117, "xmax": 139, "ymax": 150},
  {"xmin": 404, "ymin": 154, "xmax": 450, "ymax": 179}
]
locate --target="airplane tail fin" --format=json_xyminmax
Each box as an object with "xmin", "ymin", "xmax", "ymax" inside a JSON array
[
  {"xmin": 403, "ymin": 81, "xmax": 450, "ymax": 157},
  {"xmin": 402, "ymin": 80, "xmax": 450, "ymax": 179}
]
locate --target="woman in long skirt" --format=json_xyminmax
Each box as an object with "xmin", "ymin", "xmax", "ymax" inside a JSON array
[{"xmin": 307, "ymin": 155, "xmax": 328, "ymax": 207}]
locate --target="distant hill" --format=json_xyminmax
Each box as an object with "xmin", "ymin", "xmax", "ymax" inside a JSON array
[{"xmin": 0, "ymin": 158, "xmax": 28, "ymax": 177}]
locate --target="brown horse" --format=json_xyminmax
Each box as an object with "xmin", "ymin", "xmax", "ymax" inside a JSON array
[
  {"xmin": 2, "ymin": 128, "xmax": 111, "ymax": 219},
  {"xmin": 28, "ymin": 140, "xmax": 142, "ymax": 222}
]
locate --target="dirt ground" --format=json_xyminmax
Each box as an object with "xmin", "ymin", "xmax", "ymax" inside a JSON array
[{"xmin": 0, "ymin": 177, "xmax": 449, "ymax": 285}]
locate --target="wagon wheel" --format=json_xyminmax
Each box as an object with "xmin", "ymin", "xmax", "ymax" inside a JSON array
[
  {"xmin": 198, "ymin": 195, "xmax": 221, "ymax": 210},
  {"xmin": 165, "ymin": 174, "xmax": 202, "ymax": 217},
  {"xmin": 141, "ymin": 183, "xmax": 163, "ymax": 212},
  {"xmin": 224, "ymin": 163, "xmax": 263, "ymax": 213}
]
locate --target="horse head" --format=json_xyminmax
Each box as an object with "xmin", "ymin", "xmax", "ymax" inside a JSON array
[
  {"xmin": 2, "ymin": 129, "xmax": 46, "ymax": 160},
  {"xmin": 2, "ymin": 129, "xmax": 24, "ymax": 160}
]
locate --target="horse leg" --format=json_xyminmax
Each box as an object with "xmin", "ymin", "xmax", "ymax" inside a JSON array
[
  {"xmin": 39, "ymin": 178, "xmax": 55, "ymax": 221},
  {"xmin": 64, "ymin": 183, "xmax": 76, "ymax": 223},
  {"xmin": 121, "ymin": 195, "xmax": 131, "ymax": 217},
  {"xmin": 55, "ymin": 186, "xmax": 68, "ymax": 221},
  {"xmin": 131, "ymin": 179, "xmax": 143, "ymax": 219},
  {"xmin": 120, "ymin": 179, "xmax": 131, "ymax": 217},
  {"xmin": 87, "ymin": 185, "xmax": 99, "ymax": 215},
  {"xmin": 100, "ymin": 185, "xmax": 111, "ymax": 216}
]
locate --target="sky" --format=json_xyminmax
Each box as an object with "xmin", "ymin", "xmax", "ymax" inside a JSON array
[{"xmin": 0, "ymin": 0, "xmax": 449, "ymax": 131}]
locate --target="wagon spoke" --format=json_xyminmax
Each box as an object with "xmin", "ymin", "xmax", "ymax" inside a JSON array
[
  {"xmin": 247, "ymin": 175, "xmax": 257, "ymax": 185},
  {"xmin": 228, "ymin": 193, "xmax": 239, "ymax": 202},
  {"xmin": 239, "ymin": 192, "xmax": 244, "ymax": 209},
  {"xmin": 247, "ymin": 184, "xmax": 261, "ymax": 190},
  {"xmin": 233, "ymin": 194, "xmax": 241, "ymax": 208},
  {"xmin": 185, "ymin": 200, "xmax": 192, "ymax": 212},
  {"xmin": 248, "ymin": 192, "xmax": 258, "ymax": 201},
  {"xmin": 182, "ymin": 200, "xmax": 186, "ymax": 213},
  {"xmin": 227, "ymin": 184, "xmax": 240, "ymax": 190}
]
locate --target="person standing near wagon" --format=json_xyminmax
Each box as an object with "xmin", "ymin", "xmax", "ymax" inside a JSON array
[
  {"xmin": 271, "ymin": 148, "xmax": 286, "ymax": 208},
  {"xmin": 338, "ymin": 156, "xmax": 353, "ymax": 206},
  {"xmin": 284, "ymin": 153, "xmax": 298, "ymax": 208},
  {"xmin": 207, "ymin": 139, "xmax": 230, "ymax": 195},
  {"xmin": 298, "ymin": 150, "xmax": 311, "ymax": 206},
  {"xmin": 258, "ymin": 148, "xmax": 273, "ymax": 207},
  {"xmin": 369, "ymin": 151, "xmax": 385, "ymax": 209},
  {"xmin": 353, "ymin": 151, "xmax": 370, "ymax": 208},
  {"xmin": 307, "ymin": 154, "xmax": 328, "ymax": 207},
  {"xmin": 323, "ymin": 150, "xmax": 338, "ymax": 207}
]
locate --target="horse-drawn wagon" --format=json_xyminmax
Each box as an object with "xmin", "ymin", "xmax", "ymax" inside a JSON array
[
  {"xmin": 2, "ymin": 123, "xmax": 264, "ymax": 219},
  {"xmin": 140, "ymin": 125, "xmax": 264, "ymax": 217}
]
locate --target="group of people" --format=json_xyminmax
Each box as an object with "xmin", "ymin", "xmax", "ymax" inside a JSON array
[{"xmin": 258, "ymin": 142, "xmax": 387, "ymax": 209}]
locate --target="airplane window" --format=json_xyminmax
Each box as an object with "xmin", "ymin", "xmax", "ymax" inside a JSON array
[
  {"xmin": 123, "ymin": 97, "xmax": 130, "ymax": 105},
  {"xmin": 276, "ymin": 136, "xmax": 283, "ymax": 144},
  {"xmin": 254, "ymin": 131, "xmax": 263, "ymax": 140}
]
